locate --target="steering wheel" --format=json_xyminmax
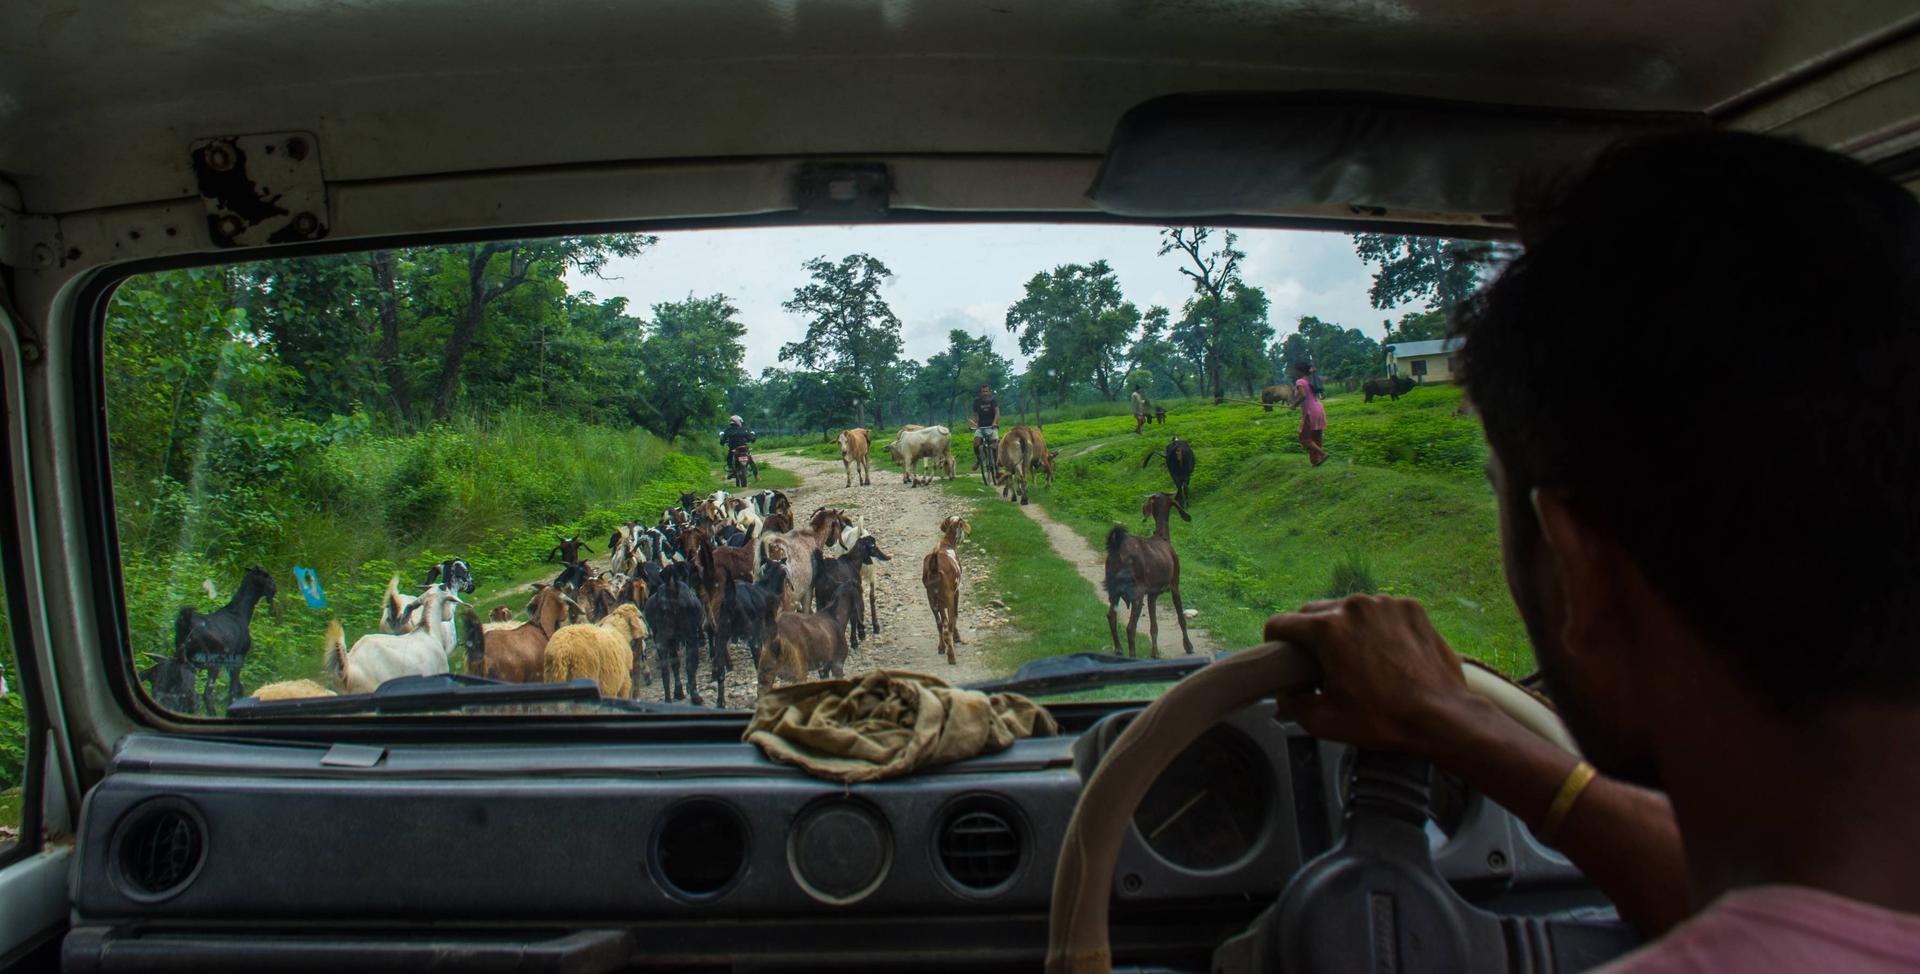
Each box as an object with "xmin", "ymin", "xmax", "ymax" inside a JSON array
[{"xmin": 1045, "ymin": 641, "xmax": 1638, "ymax": 974}]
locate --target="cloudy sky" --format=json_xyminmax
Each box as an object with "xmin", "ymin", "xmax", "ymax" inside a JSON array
[{"xmin": 576, "ymin": 224, "xmax": 1422, "ymax": 375}]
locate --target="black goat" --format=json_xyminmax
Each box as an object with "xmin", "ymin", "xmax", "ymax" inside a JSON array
[
  {"xmin": 553, "ymin": 559, "xmax": 592, "ymax": 591},
  {"xmin": 811, "ymin": 535, "xmax": 890, "ymax": 650},
  {"xmin": 139, "ymin": 654, "xmax": 199, "ymax": 714},
  {"xmin": 423, "ymin": 557, "xmax": 474, "ymax": 593},
  {"xmin": 173, "ymin": 566, "xmax": 277, "ymax": 714},
  {"xmin": 1142, "ymin": 436, "xmax": 1197, "ymax": 509},
  {"xmin": 644, "ymin": 560, "xmax": 709, "ymax": 705},
  {"xmin": 544, "ymin": 534, "xmax": 593, "ymax": 564},
  {"xmin": 720, "ymin": 560, "xmax": 788, "ymax": 677}
]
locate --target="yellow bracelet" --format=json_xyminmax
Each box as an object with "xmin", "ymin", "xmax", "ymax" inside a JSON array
[{"xmin": 1538, "ymin": 760, "xmax": 1598, "ymax": 845}]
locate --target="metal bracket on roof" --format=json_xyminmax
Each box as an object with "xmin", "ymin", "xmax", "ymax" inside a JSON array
[
  {"xmin": 191, "ymin": 132, "xmax": 330, "ymax": 248},
  {"xmin": 793, "ymin": 162, "xmax": 892, "ymax": 217}
]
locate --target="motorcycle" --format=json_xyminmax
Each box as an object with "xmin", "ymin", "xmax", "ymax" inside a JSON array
[{"xmin": 728, "ymin": 443, "xmax": 758, "ymax": 487}]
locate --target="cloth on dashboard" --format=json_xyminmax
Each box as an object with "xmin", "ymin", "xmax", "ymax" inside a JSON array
[{"xmin": 744, "ymin": 669, "xmax": 1059, "ymax": 783}]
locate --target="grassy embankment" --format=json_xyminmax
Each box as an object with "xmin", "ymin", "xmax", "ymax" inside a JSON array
[
  {"xmin": 847, "ymin": 385, "xmax": 1530, "ymax": 683},
  {"xmin": 113, "ymin": 412, "xmax": 791, "ymax": 695}
]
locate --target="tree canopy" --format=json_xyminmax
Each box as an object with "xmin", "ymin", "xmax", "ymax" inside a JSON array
[
  {"xmin": 1004, "ymin": 260, "xmax": 1140, "ymax": 402},
  {"xmin": 779, "ymin": 253, "xmax": 904, "ymax": 425},
  {"xmin": 637, "ymin": 294, "xmax": 748, "ymax": 441}
]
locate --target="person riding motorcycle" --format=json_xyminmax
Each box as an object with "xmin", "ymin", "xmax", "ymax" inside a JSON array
[{"xmin": 720, "ymin": 415, "xmax": 756, "ymax": 474}]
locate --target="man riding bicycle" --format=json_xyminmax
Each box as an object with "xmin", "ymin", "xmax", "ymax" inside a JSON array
[
  {"xmin": 971, "ymin": 384, "xmax": 1001, "ymax": 479},
  {"xmin": 720, "ymin": 414, "xmax": 758, "ymax": 484}
]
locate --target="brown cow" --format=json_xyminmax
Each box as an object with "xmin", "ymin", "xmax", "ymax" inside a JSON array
[
  {"xmin": 1260, "ymin": 384, "xmax": 1292, "ymax": 411},
  {"xmin": 838, "ymin": 427, "xmax": 872, "ymax": 486},
  {"xmin": 992, "ymin": 424, "xmax": 1045, "ymax": 505}
]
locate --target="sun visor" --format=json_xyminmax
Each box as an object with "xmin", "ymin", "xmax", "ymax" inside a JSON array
[{"xmin": 1089, "ymin": 93, "xmax": 1707, "ymax": 220}]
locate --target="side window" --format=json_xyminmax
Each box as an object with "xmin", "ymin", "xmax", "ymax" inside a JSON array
[
  {"xmin": 0, "ymin": 573, "xmax": 20, "ymax": 849},
  {"xmin": 1410, "ymin": 359, "xmax": 1429, "ymax": 377}
]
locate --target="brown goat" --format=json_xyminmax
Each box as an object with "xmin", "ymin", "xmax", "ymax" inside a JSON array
[
  {"xmin": 921, "ymin": 515, "xmax": 971, "ymax": 664},
  {"xmin": 1104, "ymin": 492, "xmax": 1196, "ymax": 658},
  {"xmin": 759, "ymin": 507, "xmax": 850, "ymax": 611},
  {"xmin": 757, "ymin": 583, "xmax": 861, "ymax": 691},
  {"xmin": 489, "ymin": 605, "xmax": 513, "ymax": 623},
  {"xmin": 471, "ymin": 587, "xmax": 576, "ymax": 682}
]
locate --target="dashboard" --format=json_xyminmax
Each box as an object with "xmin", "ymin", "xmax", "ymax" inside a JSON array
[{"xmin": 62, "ymin": 701, "xmax": 1614, "ymax": 971}]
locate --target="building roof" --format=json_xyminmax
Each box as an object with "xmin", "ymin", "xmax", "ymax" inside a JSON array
[{"xmin": 1386, "ymin": 337, "xmax": 1465, "ymax": 358}]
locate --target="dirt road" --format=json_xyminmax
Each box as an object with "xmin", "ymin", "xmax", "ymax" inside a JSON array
[{"xmin": 755, "ymin": 455, "xmax": 997, "ymax": 698}]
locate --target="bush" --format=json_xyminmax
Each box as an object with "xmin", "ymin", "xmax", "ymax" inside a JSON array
[{"xmin": 1324, "ymin": 557, "xmax": 1379, "ymax": 598}]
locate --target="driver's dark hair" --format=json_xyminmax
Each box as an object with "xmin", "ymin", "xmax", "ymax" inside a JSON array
[{"xmin": 1457, "ymin": 130, "xmax": 1920, "ymax": 708}]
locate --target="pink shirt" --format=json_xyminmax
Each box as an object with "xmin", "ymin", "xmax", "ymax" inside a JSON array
[{"xmin": 1598, "ymin": 886, "xmax": 1920, "ymax": 973}]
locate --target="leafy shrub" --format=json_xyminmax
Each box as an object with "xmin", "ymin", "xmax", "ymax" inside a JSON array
[{"xmin": 1324, "ymin": 557, "xmax": 1379, "ymax": 598}]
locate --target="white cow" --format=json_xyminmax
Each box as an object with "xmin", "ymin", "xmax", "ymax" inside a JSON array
[{"xmin": 886, "ymin": 425, "xmax": 953, "ymax": 487}]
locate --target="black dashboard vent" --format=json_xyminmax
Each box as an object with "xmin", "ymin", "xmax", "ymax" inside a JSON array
[
  {"xmin": 937, "ymin": 804, "xmax": 1022, "ymax": 892},
  {"xmin": 115, "ymin": 800, "xmax": 206, "ymax": 900}
]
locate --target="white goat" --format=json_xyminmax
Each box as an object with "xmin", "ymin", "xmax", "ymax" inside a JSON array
[
  {"xmin": 329, "ymin": 587, "xmax": 465, "ymax": 694},
  {"xmin": 835, "ymin": 516, "xmax": 884, "ymax": 634},
  {"xmin": 379, "ymin": 574, "xmax": 457, "ymax": 655}
]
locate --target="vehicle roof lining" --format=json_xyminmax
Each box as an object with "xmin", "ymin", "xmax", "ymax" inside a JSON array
[
  {"xmin": 1088, "ymin": 92, "xmax": 1709, "ymax": 219},
  {"xmin": 3, "ymin": 1, "xmax": 1919, "ymax": 266}
]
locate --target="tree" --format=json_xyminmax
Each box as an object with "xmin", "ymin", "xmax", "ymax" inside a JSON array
[
  {"xmin": 779, "ymin": 253, "xmax": 904, "ymax": 426},
  {"xmin": 1382, "ymin": 308, "xmax": 1448, "ymax": 344},
  {"xmin": 1159, "ymin": 227, "xmax": 1249, "ymax": 403},
  {"xmin": 784, "ymin": 370, "xmax": 864, "ymax": 440},
  {"xmin": 636, "ymin": 294, "xmax": 747, "ymax": 441},
  {"xmin": 921, "ymin": 329, "xmax": 1013, "ymax": 423},
  {"xmin": 1212, "ymin": 285, "xmax": 1276, "ymax": 398},
  {"xmin": 425, "ymin": 234, "xmax": 653, "ymax": 420},
  {"xmin": 1276, "ymin": 315, "xmax": 1382, "ymax": 384},
  {"xmin": 1127, "ymin": 305, "xmax": 1198, "ymax": 397},
  {"xmin": 1004, "ymin": 261, "xmax": 1139, "ymax": 401},
  {"xmin": 1350, "ymin": 234, "xmax": 1517, "ymax": 311}
]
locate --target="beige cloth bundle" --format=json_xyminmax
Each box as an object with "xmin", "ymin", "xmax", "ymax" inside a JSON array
[{"xmin": 745, "ymin": 669, "xmax": 1060, "ymax": 783}]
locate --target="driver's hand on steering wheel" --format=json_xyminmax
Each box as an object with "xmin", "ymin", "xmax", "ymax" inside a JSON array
[{"xmin": 1263, "ymin": 595, "xmax": 1478, "ymax": 759}]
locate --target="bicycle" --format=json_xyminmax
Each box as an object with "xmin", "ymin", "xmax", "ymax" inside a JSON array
[{"xmin": 975, "ymin": 426, "xmax": 998, "ymax": 487}]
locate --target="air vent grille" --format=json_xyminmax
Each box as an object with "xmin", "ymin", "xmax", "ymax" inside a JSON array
[
  {"xmin": 938, "ymin": 808, "xmax": 1021, "ymax": 891},
  {"xmin": 116, "ymin": 803, "xmax": 206, "ymax": 899}
]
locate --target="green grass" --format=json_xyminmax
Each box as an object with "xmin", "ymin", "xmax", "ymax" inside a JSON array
[
  {"xmin": 851, "ymin": 383, "xmax": 1532, "ymax": 680},
  {"xmin": 0, "ymin": 787, "xmax": 17, "ymax": 837},
  {"xmin": 934, "ymin": 475, "xmax": 1116, "ymax": 674}
]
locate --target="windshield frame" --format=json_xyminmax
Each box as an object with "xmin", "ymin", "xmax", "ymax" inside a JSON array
[{"xmin": 69, "ymin": 208, "xmax": 1512, "ymax": 740}]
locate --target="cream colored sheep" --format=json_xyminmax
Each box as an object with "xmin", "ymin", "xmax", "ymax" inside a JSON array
[
  {"xmin": 542, "ymin": 603, "xmax": 650, "ymax": 698},
  {"xmin": 251, "ymin": 679, "xmax": 337, "ymax": 701}
]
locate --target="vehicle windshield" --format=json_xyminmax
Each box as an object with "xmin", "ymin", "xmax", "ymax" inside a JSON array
[{"xmin": 103, "ymin": 224, "xmax": 1528, "ymax": 718}]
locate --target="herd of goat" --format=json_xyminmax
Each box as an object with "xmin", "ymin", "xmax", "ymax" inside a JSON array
[{"xmin": 140, "ymin": 424, "xmax": 1207, "ymax": 714}]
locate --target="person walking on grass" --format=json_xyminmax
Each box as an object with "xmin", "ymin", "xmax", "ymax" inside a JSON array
[
  {"xmin": 1131, "ymin": 384, "xmax": 1148, "ymax": 434},
  {"xmin": 1290, "ymin": 361, "xmax": 1328, "ymax": 466}
]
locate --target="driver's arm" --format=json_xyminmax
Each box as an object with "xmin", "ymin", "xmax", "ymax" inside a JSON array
[{"xmin": 1264, "ymin": 597, "xmax": 1691, "ymax": 936}]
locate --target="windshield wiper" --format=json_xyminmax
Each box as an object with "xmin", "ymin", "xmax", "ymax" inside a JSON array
[
  {"xmin": 962, "ymin": 651, "xmax": 1228, "ymax": 697},
  {"xmin": 226, "ymin": 673, "xmax": 722, "ymax": 718}
]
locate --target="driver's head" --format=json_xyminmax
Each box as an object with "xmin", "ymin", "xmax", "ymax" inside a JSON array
[
  {"xmin": 728, "ymin": 415, "xmax": 742, "ymax": 426},
  {"xmin": 1458, "ymin": 131, "xmax": 1920, "ymax": 784}
]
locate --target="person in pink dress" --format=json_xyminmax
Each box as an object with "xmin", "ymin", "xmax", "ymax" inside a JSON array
[{"xmin": 1289, "ymin": 362, "xmax": 1328, "ymax": 466}]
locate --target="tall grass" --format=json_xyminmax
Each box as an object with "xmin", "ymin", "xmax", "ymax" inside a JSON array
[{"xmin": 116, "ymin": 411, "xmax": 725, "ymax": 698}]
